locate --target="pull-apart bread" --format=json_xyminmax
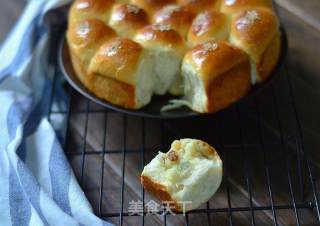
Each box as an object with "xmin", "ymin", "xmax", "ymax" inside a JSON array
[
  {"xmin": 67, "ymin": 0, "xmax": 281, "ymax": 112},
  {"xmin": 141, "ymin": 139, "xmax": 223, "ymax": 211}
]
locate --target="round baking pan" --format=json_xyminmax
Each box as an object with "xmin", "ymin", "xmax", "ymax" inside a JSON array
[{"xmin": 58, "ymin": 27, "xmax": 288, "ymax": 119}]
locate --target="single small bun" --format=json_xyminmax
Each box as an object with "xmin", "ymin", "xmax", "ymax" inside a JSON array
[
  {"xmin": 69, "ymin": 0, "xmax": 115, "ymax": 23},
  {"xmin": 109, "ymin": 3, "xmax": 149, "ymax": 38},
  {"xmin": 134, "ymin": 25, "xmax": 187, "ymax": 95},
  {"xmin": 220, "ymin": 0, "xmax": 273, "ymax": 15},
  {"xmin": 178, "ymin": 0, "xmax": 220, "ymax": 14},
  {"xmin": 182, "ymin": 40, "xmax": 251, "ymax": 113},
  {"xmin": 229, "ymin": 8, "xmax": 280, "ymax": 83},
  {"xmin": 88, "ymin": 38, "xmax": 144, "ymax": 84},
  {"xmin": 134, "ymin": 24, "xmax": 187, "ymax": 55},
  {"xmin": 188, "ymin": 10, "xmax": 230, "ymax": 47},
  {"xmin": 67, "ymin": 19, "xmax": 117, "ymax": 67},
  {"xmin": 131, "ymin": 0, "xmax": 176, "ymax": 15},
  {"xmin": 88, "ymin": 38, "xmax": 154, "ymax": 108},
  {"xmin": 141, "ymin": 138, "xmax": 223, "ymax": 211},
  {"xmin": 153, "ymin": 5, "xmax": 195, "ymax": 38}
]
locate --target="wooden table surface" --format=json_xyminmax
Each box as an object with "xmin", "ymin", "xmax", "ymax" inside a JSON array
[{"xmin": 1, "ymin": 1, "xmax": 320, "ymax": 225}]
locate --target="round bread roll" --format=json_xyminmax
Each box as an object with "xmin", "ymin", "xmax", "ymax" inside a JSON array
[
  {"xmin": 178, "ymin": 0, "xmax": 220, "ymax": 14},
  {"xmin": 188, "ymin": 10, "xmax": 231, "ymax": 47},
  {"xmin": 229, "ymin": 8, "xmax": 280, "ymax": 83},
  {"xmin": 182, "ymin": 40, "xmax": 251, "ymax": 113},
  {"xmin": 152, "ymin": 5, "xmax": 195, "ymax": 38},
  {"xmin": 131, "ymin": 0, "xmax": 176, "ymax": 15},
  {"xmin": 134, "ymin": 24, "xmax": 187, "ymax": 95},
  {"xmin": 69, "ymin": 0, "xmax": 115, "ymax": 24},
  {"xmin": 67, "ymin": 19, "xmax": 117, "ymax": 68},
  {"xmin": 108, "ymin": 3, "xmax": 149, "ymax": 38},
  {"xmin": 220, "ymin": 0, "xmax": 273, "ymax": 15},
  {"xmin": 87, "ymin": 38, "xmax": 154, "ymax": 108},
  {"xmin": 141, "ymin": 138, "xmax": 223, "ymax": 211}
]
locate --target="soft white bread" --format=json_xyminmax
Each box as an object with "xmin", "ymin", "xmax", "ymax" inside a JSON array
[
  {"xmin": 152, "ymin": 5, "xmax": 195, "ymax": 38},
  {"xmin": 182, "ymin": 40, "xmax": 251, "ymax": 113},
  {"xmin": 229, "ymin": 8, "xmax": 280, "ymax": 83},
  {"xmin": 108, "ymin": 3, "xmax": 149, "ymax": 38},
  {"xmin": 220, "ymin": 0, "xmax": 273, "ymax": 15},
  {"xmin": 178, "ymin": 0, "xmax": 221, "ymax": 14},
  {"xmin": 88, "ymin": 38, "xmax": 154, "ymax": 108},
  {"xmin": 188, "ymin": 10, "xmax": 231, "ymax": 47},
  {"xmin": 141, "ymin": 139, "xmax": 223, "ymax": 211},
  {"xmin": 69, "ymin": 0, "xmax": 115, "ymax": 24},
  {"xmin": 134, "ymin": 25, "xmax": 187, "ymax": 95}
]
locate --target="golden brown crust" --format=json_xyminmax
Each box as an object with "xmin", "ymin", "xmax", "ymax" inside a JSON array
[
  {"xmin": 220, "ymin": 0, "xmax": 272, "ymax": 14},
  {"xmin": 69, "ymin": 0, "xmax": 115, "ymax": 23},
  {"xmin": 231, "ymin": 8, "xmax": 278, "ymax": 47},
  {"xmin": 184, "ymin": 40, "xmax": 251, "ymax": 113},
  {"xmin": 187, "ymin": 10, "xmax": 230, "ymax": 46},
  {"xmin": 67, "ymin": 19, "xmax": 116, "ymax": 47},
  {"xmin": 131, "ymin": 0, "xmax": 176, "ymax": 15},
  {"xmin": 207, "ymin": 60, "xmax": 251, "ymax": 112},
  {"xmin": 184, "ymin": 40, "xmax": 250, "ymax": 81},
  {"xmin": 178, "ymin": 0, "xmax": 220, "ymax": 14},
  {"xmin": 152, "ymin": 5, "xmax": 195, "ymax": 37},
  {"xmin": 109, "ymin": 3, "xmax": 149, "ymax": 38},
  {"xmin": 70, "ymin": 50, "xmax": 136, "ymax": 109},
  {"xmin": 67, "ymin": 19, "xmax": 117, "ymax": 67},
  {"xmin": 135, "ymin": 24, "xmax": 187, "ymax": 55},
  {"xmin": 88, "ymin": 37, "xmax": 144, "ymax": 86},
  {"xmin": 230, "ymin": 7, "xmax": 280, "ymax": 82},
  {"xmin": 141, "ymin": 175, "xmax": 182, "ymax": 211}
]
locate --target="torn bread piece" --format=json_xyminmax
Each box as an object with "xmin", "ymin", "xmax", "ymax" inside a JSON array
[
  {"xmin": 134, "ymin": 25, "xmax": 187, "ymax": 95},
  {"xmin": 141, "ymin": 139, "xmax": 223, "ymax": 211},
  {"xmin": 181, "ymin": 40, "xmax": 251, "ymax": 113}
]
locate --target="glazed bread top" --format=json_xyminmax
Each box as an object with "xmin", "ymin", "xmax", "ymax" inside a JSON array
[
  {"xmin": 88, "ymin": 37, "xmax": 146, "ymax": 85},
  {"xmin": 134, "ymin": 24, "xmax": 187, "ymax": 55},
  {"xmin": 230, "ymin": 7, "xmax": 279, "ymax": 63},
  {"xmin": 220, "ymin": 0, "xmax": 273, "ymax": 14},
  {"xmin": 109, "ymin": 3, "xmax": 149, "ymax": 38},
  {"xmin": 183, "ymin": 40, "xmax": 250, "ymax": 85},
  {"xmin": 187, "ymin": 10, "xmax": 230, "ymax": 46},
  {"xmin": 131, "ymin": 0, "xmax": 176, "ymax": 15},
  {"xmin": 152, "ymin": 5, "xmax": 195, "ymax": 37},
  {"xmin": 69, "ymin": 0, "xmax": 115, "ymax": 23},
  {"xmin": 178, "ymin": 0, "xmax": 221, "ymax": 14}
]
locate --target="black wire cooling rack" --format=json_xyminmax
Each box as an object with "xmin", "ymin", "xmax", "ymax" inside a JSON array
[{"xmin": 46, "ymin": 10, "xmax": 320, "ymax": 226}]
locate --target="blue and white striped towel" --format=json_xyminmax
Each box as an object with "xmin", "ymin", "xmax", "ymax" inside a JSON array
[{"xmin": 0, "ymin": 0, "xmax": 113, "ymax": 225}]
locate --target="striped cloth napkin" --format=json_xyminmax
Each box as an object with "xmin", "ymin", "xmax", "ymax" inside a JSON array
[{"xmin": 0, "ymin": 0, "xmax": 113, "ymax": 225}]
